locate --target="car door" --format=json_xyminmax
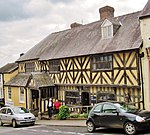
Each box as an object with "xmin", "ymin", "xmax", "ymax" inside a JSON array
[
  {"xmin": 91, "ymin": 104, "xmax": 103, "ymax": 126},
  {"xmin": 101, "ymin": 103, "xmax": 123, "ymax": 128},
  {"xmin": 6, "ymin": 108, "xmax": 13, "ymax": 124},
  {"xmin": 0, "ymin": 108, "xmax": 7, "ymax": 124}
]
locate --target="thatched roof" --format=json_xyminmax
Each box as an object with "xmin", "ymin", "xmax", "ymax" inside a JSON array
[{"xmin": 17, "ymin": 10, "xmax": 142, "ymax": 62}]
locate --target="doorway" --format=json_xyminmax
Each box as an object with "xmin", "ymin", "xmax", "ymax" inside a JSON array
[{"xmin": 81, "ymin": 92, "xmax": 90, "ymax": 106}]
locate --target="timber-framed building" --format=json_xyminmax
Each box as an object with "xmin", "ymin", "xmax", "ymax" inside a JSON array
[{"xmin": 2, "ymin": 0, "xmax": 150, "ymax": 116}]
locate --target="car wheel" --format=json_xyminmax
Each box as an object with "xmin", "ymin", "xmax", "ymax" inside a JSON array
[
  {"xmin": 124, "ymin": 122, "xmax": 136, "ymax": 135},
  {"xmin": 87, "ymin": 121, "xmax": 95, "ymax": 132},
  {"xmin": 12, "ymin": 120, "xmax": 17, "ymax": 128},
  {"xmin": 0, "ymin": 119, "xmax": 3, "ymax": 126}
]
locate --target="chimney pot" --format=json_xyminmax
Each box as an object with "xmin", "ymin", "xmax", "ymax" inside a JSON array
[
  {"xmin": 20, "ymin": 53, "xmax": 24, "ymax": 57},
  {"xmin": 99, "ymin": 6, "xmax": 115, "ymax": 20},
  {"xmin": 70, "ymin": 22, "xmax": 82, "ymax": 29}
]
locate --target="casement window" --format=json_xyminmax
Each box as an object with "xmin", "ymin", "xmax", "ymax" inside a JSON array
[
  {"xmin": 101, "ymin": 19, "xmax": 113, "ymax": 39},
  {"xmin": 8, "ymin": 87, "xmax": 12, "ymax": 100},
  {"xmin": 49, "ymin": 60, "xmax": 60, "ymax": 73},
  {"xmin": 92, "ymin": 55, "xmax": 112, "ymax": 71},
  {"xmin": 25, "ymin": 62, "xmax": 35, "ymax": 72},
  {"xmin": 102, "ymin": 25, "xmax": 112, "ymax": 39},
  {"xmin": 19, "ymin": 87, "xmax": 25, "ymax": 103}
]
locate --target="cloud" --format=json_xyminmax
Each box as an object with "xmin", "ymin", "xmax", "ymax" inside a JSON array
[
  {"xmin": 0, "ymin": 0, "xmax": 31, "ymax": 21},
  {"xmin": 0, "ymin": 0, "xmax": 148, "ymax": 67}
]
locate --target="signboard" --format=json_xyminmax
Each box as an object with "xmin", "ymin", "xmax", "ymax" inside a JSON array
[{"xmin": 5, "ymin": 101, "xmax": 14, "ymax": 106}]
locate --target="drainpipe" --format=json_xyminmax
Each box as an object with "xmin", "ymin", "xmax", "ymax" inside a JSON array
[{"xmin": 139, "ymin": 52, "xmax": 145, "ymax": 110}]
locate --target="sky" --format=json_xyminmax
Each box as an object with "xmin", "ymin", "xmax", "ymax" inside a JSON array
[{"xmin": 0, "ymin": 0, "xmax": 148, "ymax": 67}]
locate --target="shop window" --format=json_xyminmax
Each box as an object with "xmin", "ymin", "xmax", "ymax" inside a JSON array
[
  {"xmin": 97, "ymin": 92, "xmax": 116, "ymax": 102},
  {"xmin": 65, "ymin": 91, "xmax": 80, "ymax": 105}
]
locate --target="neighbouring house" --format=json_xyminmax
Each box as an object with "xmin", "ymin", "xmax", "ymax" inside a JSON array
[
  {"xmin": 139, "ymin": 0, "xmax": 150, "ymax": 110},
  {"xmin": 2, "ymin": 0, "xmax": 150, "ymax": 118},
  {"xmin": 0, "ymin": 63, "xmax": 18, "ymax": 107}
]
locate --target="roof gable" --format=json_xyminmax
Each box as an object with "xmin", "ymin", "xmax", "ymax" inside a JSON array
[{"xmin": 101, "ymin": 19, "xmax": 112, "ymax": 27}]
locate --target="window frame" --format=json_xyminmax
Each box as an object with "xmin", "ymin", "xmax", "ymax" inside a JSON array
[
  {"xmin": 101, "ymin": 19, "xmax": 113, "ymax": 39},
  {"xmin": 25, "ymin": 62, "xmax": 35, "ymax": 72},
  {"xmin": 19, "ymin": 87, "xmax": 25, "ymax": 103},
  {"xmin": 92, "ymin": 54, "xmax": 113, "ymax": 71},
  {"xmin": 65, "ymin": 90, "xmax": 80, "ymax": 106},
  {"xmin": 48, "ymin": 59, "xmax": 60, "ymax": 73},
  {"xmin": 8, "ymin": 87, "xmax": 12, "ymax": 101}
]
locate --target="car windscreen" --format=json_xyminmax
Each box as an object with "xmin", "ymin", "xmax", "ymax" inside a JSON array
[
  {"xmin": 115, "ymin": 103, "xmax": 138, "ymax": 113},
  {"xmin": 12, "ymin": 107, "xmax": 29, "ymax": 114}
]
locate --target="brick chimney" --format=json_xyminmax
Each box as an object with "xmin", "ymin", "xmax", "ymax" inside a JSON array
[
  {"xmin": 99, "ymin": 6, "xmax": 114, "ymax": 20},
  {"xmin": 70, "ymin": 22, "xmax": 82, "ymax": 29}
]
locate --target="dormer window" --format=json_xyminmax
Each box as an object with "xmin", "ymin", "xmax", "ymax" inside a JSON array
[{"xmin": 101, "ymin": 19, "xmax": 113, "ymax": 39}]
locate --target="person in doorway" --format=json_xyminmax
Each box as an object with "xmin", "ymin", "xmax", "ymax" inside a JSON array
[
  {"xmin": 53, "ymin": 99, "xmax": 61, "ymax": 114},
  {"xmin": 124, "ymin": 92, "xmax": 132, "ymax": 103},
  {"xmin": 47, "ymin": 98, "xmax": 53, "ymax": 119}
]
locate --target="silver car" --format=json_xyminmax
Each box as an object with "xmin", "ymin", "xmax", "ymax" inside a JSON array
[{"xmin": 0, "ymin": 106, "xmax": 36, "ymax": 128}]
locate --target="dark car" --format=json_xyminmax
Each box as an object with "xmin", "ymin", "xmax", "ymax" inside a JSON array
[{"xmin": 86, "ymin": 102, "xmax": 150, "ymax": 135}]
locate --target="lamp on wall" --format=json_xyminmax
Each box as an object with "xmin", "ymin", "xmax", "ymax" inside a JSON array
[{"xmin": 139, "ymin": 52, "xmax": 144, "ymax": 58}]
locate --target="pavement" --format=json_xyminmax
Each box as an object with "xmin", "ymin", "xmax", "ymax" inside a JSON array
[{"xmin": 35, "ymin": 119, "xmax": 86, "ymax": 127}]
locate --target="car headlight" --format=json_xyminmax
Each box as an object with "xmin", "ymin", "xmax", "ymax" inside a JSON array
[{"xmin": 136, "ymin": 116, "xmax": 145, "ymax": 122}]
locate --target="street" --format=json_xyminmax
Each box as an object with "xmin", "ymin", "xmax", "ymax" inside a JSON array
[{"xmin": 1, "ymin": 125, "xmax": 150, "ymax": 135}]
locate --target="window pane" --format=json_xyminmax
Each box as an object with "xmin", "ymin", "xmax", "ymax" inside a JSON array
[
  {"xmin": 94, "ymin": 104, "xmax": 102, "ymax": 112},
  {"xmin": 8, "ymin": 87, "xmax": 12, "ymax": 99},
  {"xmin": 25, "ymin": 62, "xmax": 35, "ymax": 72},
  {"xmin": 20, "ymin": 88, "xmax": 24, "ymax": 102},
  {"xmin": 92, "ymin": 55, "xmax": 112, "ymax": 70},
  {"xmin": 49, "ymin": 60, "xmax": 60, "ymax": 72}
]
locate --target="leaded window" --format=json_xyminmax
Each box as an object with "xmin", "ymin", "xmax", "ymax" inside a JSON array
[
  {"xmin": 49, "ymin": 60, "xmax": 60, "ymax": 73},
  {"xmin": 25, "ymin": 62, "xmax": 35, "ymax": 72},
  {"xmin": 92, "ymin": 55, "xmax": 112, "ymax": 70}
]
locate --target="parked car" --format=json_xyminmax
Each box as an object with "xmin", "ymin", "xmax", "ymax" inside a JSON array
[
  {"xmin": 0, "ymin": 106, "xmax": 36, "ymax": 128},
  {"xmin": 86, "ymin": 102, "xmax": 150, "ymax": 135}
]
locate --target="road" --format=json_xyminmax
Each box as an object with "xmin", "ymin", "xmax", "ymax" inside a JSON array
[{"xmin": 0, "ymin": 125, "xmax": 150, "ymax": 135}]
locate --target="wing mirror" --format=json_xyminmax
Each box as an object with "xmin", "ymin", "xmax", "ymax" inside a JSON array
[{"xmin": 112, "ymin": 110, "xmax": 119, "ymax": 115}]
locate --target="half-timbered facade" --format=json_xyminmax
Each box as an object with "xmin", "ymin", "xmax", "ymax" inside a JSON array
[{"xmin": 3, "ymin": 1, "xmax": 150, "ymax": 116}]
